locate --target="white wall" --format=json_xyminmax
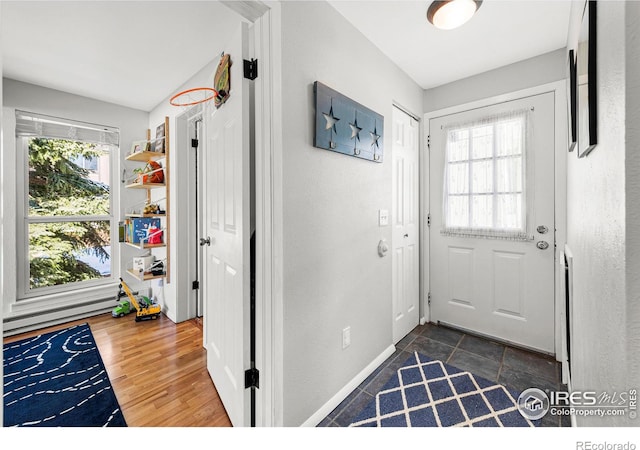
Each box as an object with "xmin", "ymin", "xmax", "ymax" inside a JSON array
[
  {"xmin": 565, "ymin": 0, "xmax": 634, "ymax": 426},
  {"xmin": 1, "ymin": 79, "xmax": 149, "ymax": 330},
  {"xmin": 1, "ymin": 1, "xmax": 4, "ymax": 423},
  {"xmin": 279, "ymin": 1, "xmax": 423, "ymax": 426},
  {"xmin": 423, "ymin": 48, "xmax": 566, "ymax": 113},
  {"xmin": 626, "ymin": 0, "xmax": 640, "ymax": 396}
]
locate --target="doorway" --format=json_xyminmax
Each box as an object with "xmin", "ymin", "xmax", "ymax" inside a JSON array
[
  {"xmin": 428, "ymin": 92, "xmax": 556, "ymax": 353},
  {"xmin": 191, "ymin": 115, "xmax": 204, "ymax": 318}
]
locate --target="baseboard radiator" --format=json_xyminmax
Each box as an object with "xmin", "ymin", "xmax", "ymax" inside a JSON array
[{"xmin": 3, "ymin": 296, "xmax": 118, "ymax": 337}]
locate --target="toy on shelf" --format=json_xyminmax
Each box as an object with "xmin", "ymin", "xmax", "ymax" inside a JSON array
[{"xmin": 131, "ymin": 161, "xmax": 164, "ymax": 185}]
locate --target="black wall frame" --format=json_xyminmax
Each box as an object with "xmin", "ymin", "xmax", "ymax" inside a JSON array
[
  {"xmin": 577, "ymin": 0, "xmax": 598, "ymax": 157},
  {"xmin": 567, "ymin": 49, "xmax": 577, "ymax": 152}
]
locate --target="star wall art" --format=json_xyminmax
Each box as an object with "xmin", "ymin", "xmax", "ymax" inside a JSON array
[{"xmin": 314, "ymin": 81, "xmax": 384, "ymax": 163}]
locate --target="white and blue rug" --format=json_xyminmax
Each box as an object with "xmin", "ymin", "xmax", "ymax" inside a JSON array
[
  {"xmin": 3, "ymin": 323, "xmax": 127, "ymax": 427},
  {"xmin": 350, "ymin": 352, "xmax": 538, "ymax": 427}
]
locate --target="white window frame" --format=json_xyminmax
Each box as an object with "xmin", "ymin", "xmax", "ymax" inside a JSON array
[{"xmin": 16, "ymin": 118, "xmax": 120, "ymax": 300}]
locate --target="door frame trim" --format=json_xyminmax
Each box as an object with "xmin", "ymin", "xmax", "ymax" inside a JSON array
[
  {"xmin": 423, "ymin": 80, "xmax": 568, "ymax": 361},
  {"xmin": 178, "ymin": 106, "xmax": 204, "ymax": 323},
  {"xmin": 250, "ymin": 2, "xmax": 284, "ymax": 427}
]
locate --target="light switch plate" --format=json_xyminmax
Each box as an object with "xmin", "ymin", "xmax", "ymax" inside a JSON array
[
  {"xmin": 342, "ymin": 326, "xmax": 351, "ymax": 349},
  {"xmin": 379, "ymin": 209, "xmax": 389, "ymax": 226}
]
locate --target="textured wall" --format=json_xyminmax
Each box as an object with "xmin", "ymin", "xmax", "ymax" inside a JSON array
[
  {"xmin": 280, "ymin": 1, "xmax": 423, "ymax": 426},
  {"xmin": 565, "ymin": 1, "xmax": 629, "ymax": 426},
  {"xmin": 423, "ymin": 48, "xmax": 566, "ymax": 113},
  {"xmin": 625, "ymin": 0, "xmax": 640, "ymax": 401},
  {"xmin": 1, "ymin": 1, "xmax": 4, "ymax": 424}
]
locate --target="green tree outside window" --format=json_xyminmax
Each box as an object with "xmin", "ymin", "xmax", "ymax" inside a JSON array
[{"xmin": 28, "ymin": 138, "xmax": 111, "ymax": 289}]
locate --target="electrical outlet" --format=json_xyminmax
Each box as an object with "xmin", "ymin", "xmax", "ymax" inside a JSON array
[{"xmin": 342, "ymin": 326, "xmax": 351, "ymax": 349}]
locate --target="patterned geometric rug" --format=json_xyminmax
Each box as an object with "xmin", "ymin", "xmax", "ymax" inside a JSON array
[
  {"xmin": 350, "ymin": 352, "xmax": 539, "ymax": 427},
  {"xmin": 3, "ymin": 323, "xmax": 127, "ymax": 427}
]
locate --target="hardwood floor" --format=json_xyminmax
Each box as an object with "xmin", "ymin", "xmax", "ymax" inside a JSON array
[{"xmin": 3, "ymin": 313, "xmax": 232, "ymax": 427}]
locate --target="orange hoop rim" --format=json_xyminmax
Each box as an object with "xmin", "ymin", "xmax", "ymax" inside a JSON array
[{"xmin": 169, "ymin": 87, "xmax": 218, "ymax": 107}]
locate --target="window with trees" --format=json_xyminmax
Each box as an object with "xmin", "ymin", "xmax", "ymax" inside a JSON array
[{"xmin": 16, "ymin": 111, "xmax": 119, "ymax": 295}]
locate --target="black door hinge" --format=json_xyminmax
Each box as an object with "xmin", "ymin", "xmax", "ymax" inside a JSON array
[
  {"xmin": 191, "ymin": 138, "xmax": 199, "ymax": 149},
  {"xmin": 243, "ymin": 59, "xmax": 258, "ymax": 80},
  {"xmin": 245, "ymin": 368, "xmax": 259, "ymax": 389},
  {"xmin": 192, "ymin": 280, "xmax": 199, "ymax": 290}
]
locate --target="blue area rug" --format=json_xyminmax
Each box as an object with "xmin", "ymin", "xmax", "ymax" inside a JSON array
[
  {"xmin": 350, "ymin": 352, "xmax": 539, "ymax": 427},
  {"xmin": 3, "ymin": 323, "xmax": 127, "ymax": 427}
]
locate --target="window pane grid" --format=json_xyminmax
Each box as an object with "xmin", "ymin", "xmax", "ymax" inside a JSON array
[{"xmin": 444, "ymin": 112, "xmax": 527, "ymax": 237}]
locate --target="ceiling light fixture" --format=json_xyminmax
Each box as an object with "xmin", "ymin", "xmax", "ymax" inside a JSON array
[{"xmin": 427, "ymin": 0, "xmax": 483, "ymax": 30}]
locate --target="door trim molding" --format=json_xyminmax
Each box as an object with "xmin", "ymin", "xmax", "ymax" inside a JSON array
[
  {"xmin": 177, "ymin": 107, "xmax": 203, "ymax": 323},
  {"xmin": 251, "ymin": 2, "xmax": 284, "ymax": 427},
  {"xmin": 423, "ymin": 80, "xmax": 568, "ymax": 362},
  {"xmin": 212, "ymin": 0, "xmax": 282, "ymax": 427}
]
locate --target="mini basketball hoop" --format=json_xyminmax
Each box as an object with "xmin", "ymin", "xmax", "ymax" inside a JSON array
[{"xmin": 169, "ymin": 87, "xmax": 218, "ymax": 107}]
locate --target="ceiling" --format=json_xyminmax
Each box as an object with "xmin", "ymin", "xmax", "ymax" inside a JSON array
[
  {"xmin": 1, "ymin": 1, "xmax": 246, "ymax": 111},
  {"xmin": 328, "ymin": 0, "xmax": 572, "ymax": 90},
  {"xmin": 1, "ymin": 1, "xmax": 573, "ymax": 112}
]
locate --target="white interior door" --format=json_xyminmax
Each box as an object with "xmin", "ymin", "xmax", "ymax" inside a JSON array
[
  {"xmin": 392, "ymin": 106, "xmax": 420, "ymax": 343},
  {"xmin": 429, "ymin": 92, "xmax": 555, "ymax": 353},
  {"xmin": 202, "ymin": 22, "xmax": 251, "ymax": 427}
]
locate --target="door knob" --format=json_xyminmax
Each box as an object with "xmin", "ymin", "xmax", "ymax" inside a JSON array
[
  {"xmin": 537, "ymin": 225, "xmax": 549, "ymax": 234},
  {"xmin": 199, "ymin": 237, "xmax": 211, "ymax": 246},
  {"xmin": 536, "ymin": 241, "xmax": 549, "ymax": 250},
  {"xmin": 378, "ymin": 239, "xmax": 389, "ymax": 257}
]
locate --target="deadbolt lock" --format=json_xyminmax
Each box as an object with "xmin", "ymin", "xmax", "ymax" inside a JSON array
[{"xmin": 537, "ymin": 225, "xmax": 549, "ymax": 234}]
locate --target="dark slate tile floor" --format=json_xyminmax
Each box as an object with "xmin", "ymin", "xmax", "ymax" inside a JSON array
[{"xmin": 318, "ymin": 322, "xmax": 570, "ymax": 428}]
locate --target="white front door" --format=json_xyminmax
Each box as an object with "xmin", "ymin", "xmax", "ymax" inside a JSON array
[
  {"xmin": 202, "ymin": 22, "xmax": 251, "ymax": 426},
  {"xmin": 429, "ymin": 92, "xmax": 555, "ymax": 353},
  {"xmin": 392, "ymin": 106, "xmax": 420, "ymax": 343}
]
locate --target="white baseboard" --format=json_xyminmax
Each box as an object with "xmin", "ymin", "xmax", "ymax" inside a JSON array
[{"xmin": 300, "ymin": 344, "xmax": 396, "ymax": 427}]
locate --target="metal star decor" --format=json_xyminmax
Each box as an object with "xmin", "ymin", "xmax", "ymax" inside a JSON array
[
  {"xmin": 370, "ymin": 124, "xmax": 381, "ymax": 149},
  {"xmin": 314, "ymin": 81, "xmax": 384, "ymax": 163},
  {"xmin": 349, "ymin": 118, "xmax": 362, "ymax": 141},
  {"xmin": 323, "ymin": 106, "xmax": 340, "ymax": 133}
]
